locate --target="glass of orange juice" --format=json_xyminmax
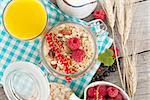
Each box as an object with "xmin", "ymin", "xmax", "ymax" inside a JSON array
[{"xmin": 3, "ymin": 0, "xmax": 47, "ymax": 40}]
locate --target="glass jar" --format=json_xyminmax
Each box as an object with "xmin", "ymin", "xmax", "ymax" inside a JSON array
[
  {"xmin": 3, "ymin": 0, "xmax": 47, "ymax": 40},
  {"xmin": 41, "ymin": 22, "xmax": 98, "ymax": 80},
  {"xmin": 2, "ymin": 62, "xmax": 50, "ymax": 100}
]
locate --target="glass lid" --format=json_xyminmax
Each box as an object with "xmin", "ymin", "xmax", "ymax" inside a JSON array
[{"xmin": 2, "ymin": 62, "xmax": 50, "ymax": 100}]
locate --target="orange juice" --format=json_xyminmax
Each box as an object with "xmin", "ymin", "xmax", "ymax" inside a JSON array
[{"xmin": 3, "ymin": 0, "xmax": 47, "ymax": 40}]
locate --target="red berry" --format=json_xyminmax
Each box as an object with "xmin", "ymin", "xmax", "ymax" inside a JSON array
[
  {"xmin": 97, "ymin": 85, "xmax": 107, "ymax": 96},
  {"xmin": 45, "ymin": 32, "xmax": 71, "ymax": 76},
  {"xmin": 107, "ymin": 93, "xmax": 123, "ymax": 100},
  {"xmin": 65, "ymin": 76, "xmax": 72, "ymax": 83},
  {"xmin": 67, "ymin": 37, "xmax": 81, "ymax": 50},
  {"xmin": 99, "ymin": 95, "xmax": 105, "ymax": 100},
  {"xmin": 87, "ymin": 87, "xmax": 96, "ymax": 97},
  {"xmin": 71, "ymin": 49, "xmax": 85, "ymax": 62},
  {"xmin": 93, "ymin": 9, "xmax": 106, "ymax": 21},
  {"xmin": 114, "ymin": 93, "xmax": 123, "ymax": 100},
  {"xmin": 107, "ymin": 87, "xmax": 119, "ymax": 98},
  {"xmin": 86, "ymin": 97, "xmax": 96, "ymax": 100},
  {"xmin": 107, "ymin": 98, "xmax": 114, "ymax": 100},
  {"xmin": 110, "ymin": 47, "xmax": 119, "ymax": 58}
]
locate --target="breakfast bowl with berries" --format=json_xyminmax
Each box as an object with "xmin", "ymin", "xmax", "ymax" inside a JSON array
[
  {"xmin": 70, "ymin": 81, "xmax": 130, "ymax": 100},
  {"xmin": 41, "ymin": 22, "xmax": 97, "ymax": 81}
]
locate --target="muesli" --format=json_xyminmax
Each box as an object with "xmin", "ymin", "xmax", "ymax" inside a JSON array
[
  {"xmin": 43, "ymin": 23, "xmax": 95, "ymax": 74},
  {"xmin": 49, "ymin": 83, "xmax": 72, "ymax": 100}
]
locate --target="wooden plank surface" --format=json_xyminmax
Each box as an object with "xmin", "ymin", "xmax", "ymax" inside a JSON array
[
  {"xmin": 106, "ymin": 1, "xmax": 150, "ymax": 100},
  {"xmin": 0, "ymin": 0, "xmax": 150, "ymax": 100}
]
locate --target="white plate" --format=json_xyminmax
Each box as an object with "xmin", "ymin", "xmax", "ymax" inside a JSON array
[{"xmin": 1, "ymin": 61, "xmax": 50, "ymax": 100}]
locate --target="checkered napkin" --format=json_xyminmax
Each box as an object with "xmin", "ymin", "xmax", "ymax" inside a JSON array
[{"xmin": 0, "ymin": 0, "xmax": 113, "ymax": 98}]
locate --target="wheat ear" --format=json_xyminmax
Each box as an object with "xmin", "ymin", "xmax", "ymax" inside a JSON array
[
  {"xmin": 123, "ymin": 0, "xmax": 137, "ymax": 99},
  {"xmin": 101, "ymin": 0, "xmax": 124, "ymax": 88}
]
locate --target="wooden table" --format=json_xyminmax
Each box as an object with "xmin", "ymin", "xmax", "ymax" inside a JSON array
[{"xmin": 0, "ymin": 0, "xmax": 150, "ymax": 100}]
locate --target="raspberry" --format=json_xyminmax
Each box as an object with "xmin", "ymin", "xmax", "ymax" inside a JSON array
[
  {"xmin": 97, "ymin": 85, "xmax": 107, "ymax": 96},
  {"xmin": 114, "ymin": 93, "xmax": 123, "ymax": 100},
  {"xmin": 67, "ymin": 37, "xmax": 81, "ymax": 50},
  {"xmin": 99, "ymin": 95, "xmax": 105, "ymax": 100},
  {"xmin": 110, "ymin": 47, "xmax": 120, "ymax": 58},
  {"xmin": 87, "ymin": 87, "xmax": 96, "ymax": 97},
  {"xmin": 71, "ymin": 49, "xmax": 85, "ymax": 62},
  {"xmin": 86, "ymin": 97, "xmax": 96, "ymax": 100},
  {"xmin": 93, "ymin": 9, "xmax": 106, "ymax": 21},
  {"xmin": 65, "ymin": 76, "xmax": 72, "ymax": 82},
  {"xmin": 107, "ymin": 98, "xmax": 114, "ymax": 100},
  {"xmin": 108, "ymin": 93, "xmax": 123, "ymax": 100},
  {"xmin": 107, "ymin": 87, "xmax": 119, "ymax": 98}
]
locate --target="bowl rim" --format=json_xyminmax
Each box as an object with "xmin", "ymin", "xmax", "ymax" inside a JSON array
[
  {"xmin": 84, "ymin": 81, "xmax": 130, "ymax": 100},
  {"xmin": 41, "ymin": 21, "xmax": 98, "ymax": 78}
]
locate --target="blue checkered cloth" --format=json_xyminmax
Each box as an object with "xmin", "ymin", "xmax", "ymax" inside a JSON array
[{"xmin": 0, "ymin": 0, "xmax": 113, "ymax": 98}]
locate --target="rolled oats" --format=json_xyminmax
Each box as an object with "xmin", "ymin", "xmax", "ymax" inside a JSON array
[{"xmin": 49, "ymin": 83, "xmax": 72, "ymax": 100}]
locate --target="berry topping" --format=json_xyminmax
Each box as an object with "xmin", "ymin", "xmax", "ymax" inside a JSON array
[
  {"xmin": 59, "ymin": 29, "xmax": 72, "ymax": 35},
  {"xmin": 67, "ymin": 37, "xmax": 81, "ymax": 50},
  {"xmin": 114, "ymin": 93, "xmax": 123, "ymax": 100},
  {"xmin": 93, "ymin": 9, "xmax": 106, "ymax": 21},
  {"xmin": 45, "ymin": 33, "xmax": 71, "ymax": 75},
  {"xmin": 71, "ymin": 49, "xmax": 85, "ymax": 62},
  {"xmin": 97, "ymin": 85, "xmax": 107, "ymax": 96},
  {"xmin": 65, "ymin": 76, "xmax": 72, "ymax": 83},
  {"xmin": 99, "ymin": 95, "xmax": 105, "ymax": 100},
  {"xmin": 108, "ymin": 93, "xmax": 123, "ymax": 100},
  {"xmin": 110, "ymin": 47, "xmax": 120, "ymax": 58},
  {"xmin": 86, "ymin": 97, "xmax": 96, "ymax": 100},
  {"xmin": 107, "ymin": 98, "xmax": 114, "ymax": 100},
  {"xmin": 107, "ymin": 87, "xmax": 119, "ymax": 98},
  {"xmin": 87, "ymin": 87, "xmax": 96, "ymax": 97}
]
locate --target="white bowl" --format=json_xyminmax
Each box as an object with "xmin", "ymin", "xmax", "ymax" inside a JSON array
[
  {"xmin": 84, "ymin": 81, "xmax": 130, "ymax": 100},
  {"xmin": 70, "ymin": 81, "xmax": 130, "ymax": 100}
]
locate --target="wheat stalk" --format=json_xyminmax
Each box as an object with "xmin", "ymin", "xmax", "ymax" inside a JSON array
[
  {"xmin": 125, "ymin": 19, "xmax": 144, "ymax": 99},
  {"xmin": 101, "ymin": 0, "xmax": 124, "ymax": 88},
  {"xmin": 123, "ymin": 0, "xmax": 137, "ymax": 99},
  {"xmin": 115, "ymin": 0, "xmax": 138, "ymax": 98},
  {"xmin": 126, "ymin": 47, "xmax": 138, "ymax": 99},
  {"xmin": 115, "ymin": 0, "xmax": 125, "ymax": 36},
  {"xmin": 101, "ymin": 0, "xmax": 138, "ymax": 98},
  {"xmin": 124, "ymin": 0, "xmax": 135, "ymax": 45},
  {"xmin": 115, "ymin": 0, "xmax": 126, "ymax": 90}
]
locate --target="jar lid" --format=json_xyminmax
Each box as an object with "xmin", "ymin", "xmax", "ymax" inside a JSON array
[{"xmin": 2, "ymin": 62, "xmax": 50, "ymax": 100}]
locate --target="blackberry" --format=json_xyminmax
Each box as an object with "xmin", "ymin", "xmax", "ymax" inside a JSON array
[
  {"xmin": 103, "ymin": 71, "xmax": 110, "ymax": 77},
  {"xmin": 101, "ymin": 63, "xmax": 107, "ymax": 68},
  {"xmin": 108, "ymin": 66, "xmax": 116, "ymax": 72}
]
